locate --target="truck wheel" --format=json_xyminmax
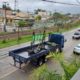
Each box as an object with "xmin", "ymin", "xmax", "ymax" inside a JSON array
[
  {"xmin": 39, "ymin": 59, "xmax": 43, "ymax": 66},
  {"xmin": 44, "ymin": 58, "xmax": 48, "ymax": 62},
  {"xmin": 37, "ymin": 58, "xmax": 43, "ymax": 66},
  {"xmin": 42, "ymin": 55, "xmax": 47, "ymax": 63},
  {"xmin": 72, "ymin": 37, "xmax": 74, "ymax": 39},
  {"xmin": 59, "ymin": 48, "xmax": 63, "ymax": 53},
  {"xmin": 73, "ymin": 51, "xmax": 76, "ymax": 54},
  {"xmin": 56, "ymin": 48, "xmax": 59, "ymax": 53}
]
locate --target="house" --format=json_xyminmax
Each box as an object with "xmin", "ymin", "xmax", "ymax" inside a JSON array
[
  {"xmin": 0, "ymin": 8, "xmax": 34, "ymax": 26},
  {"xmin": 0, "ymin": 8, "xmax": 15, "ymax": 25},
  {"xmin": 36, "ymin": 11, "xmax": 50, "ymax": 21}
]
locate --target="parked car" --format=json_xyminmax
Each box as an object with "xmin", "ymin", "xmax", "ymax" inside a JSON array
[
  {"xmin": 72, "ymin": 32, "xmax": 80, "ymax": 39},
  {"xmin": 73, "ymin": 44, "xmax": 80, "ymax": 54}
]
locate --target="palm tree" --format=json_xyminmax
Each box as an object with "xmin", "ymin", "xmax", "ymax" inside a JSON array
[{"xmin": 17, "ymin": 20, "xmax": 26, "ymax": 41}]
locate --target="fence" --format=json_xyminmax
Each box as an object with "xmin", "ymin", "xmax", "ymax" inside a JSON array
[{"xmin": 0, "ymin": 27, "xmax": 57, "ymax": 40}]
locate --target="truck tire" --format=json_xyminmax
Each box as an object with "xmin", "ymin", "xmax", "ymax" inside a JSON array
[
  {"xmin": 56, "ymin": 48, "xmax": 62, "ymax": 53},
  {"xmin": 73, "ymin": 51, "xmax": 76, "ymax": 54},
  {"xmin": 72, "ymin": 37, "xmax": 74, "ymax": 39},
  {"xmin": 37, "ymin": 58, "xmax": 43, "ymax": 66},
  {"xmin": 42, "ymin": 55, "xmax": 47, "ymax": 63},
  {"xmin": 59, "ymin": 48, "xmax": 63, "ymax": 53},
  {"xmin": 56, "ymin": 48, "xmax": 59, "ymax": 53}
]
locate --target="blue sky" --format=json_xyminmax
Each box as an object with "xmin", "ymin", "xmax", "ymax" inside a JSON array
[{"xmin": 0, "ymin": 0, "xmax": 80, "ymax": 14}]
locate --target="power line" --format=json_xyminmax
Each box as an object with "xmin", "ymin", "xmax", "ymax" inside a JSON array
[
  {"xmin": 76, "ymin": 0, "xmax": 80, "ymax": 4},
  {"xmin": 42, "ymin": 0, "xmax": 80, "ymax": 6}
]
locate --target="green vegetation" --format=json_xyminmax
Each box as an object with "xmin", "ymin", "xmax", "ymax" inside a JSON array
[
  {"xmin": 31, "ymin": 53, "xmax": 80, "ymax": 80},
  {"xmin": 18, "ymin": 20, "xmax": 32, "ymax": 27},
  {"xmin": 18, "ymin": 20, "xmax": 27, "ymax": 27},
  {"xmin": 34, "ymin": 9, "xmax": 46, "ymax": 14},
  {"xmin": 35, "ymin": 15, "xmax": 42, "ymax": 21},
  {"xmin": 31, "ymin": 65, "xmax": 63, "ymax": 80},
  {"xmin": 0, "ymin": 35, "xmax": 32, "ymax": 48}
]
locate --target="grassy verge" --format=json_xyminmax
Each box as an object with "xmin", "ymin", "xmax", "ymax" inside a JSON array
[
  {"xmin": 59, "ymin": 25, "xmax": 80, "ymax": 33},
  {"xmin": 0, "ymin": 35, "xmax": 32, "ymax": 48},
  {"xmin": 0, "ymin": 25, "xmax": 80, "ymax": 49}
]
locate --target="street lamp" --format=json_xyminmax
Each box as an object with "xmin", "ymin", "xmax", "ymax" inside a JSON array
[{"xmin": 3, "ymin": 2, "xmax": 9, "ymax": 32}]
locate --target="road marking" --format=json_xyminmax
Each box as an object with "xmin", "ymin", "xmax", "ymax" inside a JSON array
[{"xmin": 0, "ymin": 68, "xmax": 17, "ymax": 79}]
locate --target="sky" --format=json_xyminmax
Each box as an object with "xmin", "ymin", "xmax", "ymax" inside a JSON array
[{"xmin": 0, "ymin": 0, "xmax": 80, "ymax": 14}]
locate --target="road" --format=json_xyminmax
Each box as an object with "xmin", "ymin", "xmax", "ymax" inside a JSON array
[{"xmin": 0, "ymin": 28, "xmax": 80, "ymax": 80}]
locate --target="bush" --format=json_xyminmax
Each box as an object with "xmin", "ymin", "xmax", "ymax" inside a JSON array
[
  {"xmin": 31, "ymin": 53, "xmax": 80, "ymax": 80},
  {"xmin": 31, "ymin": 65, "xmax": 63, "ymax": 80},
  {"xmin": 2, "ymin": 40, "xmax": 7, "ymax": 43}
]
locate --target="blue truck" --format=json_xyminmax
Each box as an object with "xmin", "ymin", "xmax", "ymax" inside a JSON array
[{"xmin": 9, "ymin": 33, "xmax": 65, "ymax": 69}]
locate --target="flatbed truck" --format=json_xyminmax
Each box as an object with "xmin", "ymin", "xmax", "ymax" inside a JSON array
[{"xmin": 9, "ymin": 33, "xmax": 65, "ymax": 69}]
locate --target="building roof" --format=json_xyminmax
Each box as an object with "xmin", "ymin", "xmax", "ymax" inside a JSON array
[{"xmin": 0, "ymin": 8, "xmax": 33, "ymax": 20}]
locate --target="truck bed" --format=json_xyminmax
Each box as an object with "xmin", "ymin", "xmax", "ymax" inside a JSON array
[{"xmin": 9, "ymin": 42, "xmax": 58, "ymax": 63}]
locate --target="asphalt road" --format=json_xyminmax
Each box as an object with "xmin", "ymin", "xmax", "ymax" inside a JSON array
[{"xmin": 0, "ymin": 28, "xmax": 80, "ymax": 80}]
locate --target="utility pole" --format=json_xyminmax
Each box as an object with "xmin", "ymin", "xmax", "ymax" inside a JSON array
[
  {"xmin": 14, "ymin": 0, "xmax": 20, "ymax": 42},
  {"xmin": 14, "ymin": 0, "xmax": 17, "ymax": 12},
  {"xmin": 13, "ymin": 0, "xmax": 18, "ymax": 15},
  {"xmin": 3, "ymin": 2, "xmax": 9, "ymax": 32}
]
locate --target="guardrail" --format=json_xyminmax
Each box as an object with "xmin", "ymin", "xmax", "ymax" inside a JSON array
[{"xmin": 70, "ymin": 69, "xmax": 80, "ymax": 80}]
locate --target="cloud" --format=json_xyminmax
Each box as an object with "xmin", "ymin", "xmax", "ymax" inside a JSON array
[{"xmin": 0, "ymin": 0, "xmax": 80, "ymax": 13}]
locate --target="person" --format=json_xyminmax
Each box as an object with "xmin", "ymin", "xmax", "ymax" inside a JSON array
[{"xmin": 31, "ymin": 31, "xmax": 35, "ymax": 47}]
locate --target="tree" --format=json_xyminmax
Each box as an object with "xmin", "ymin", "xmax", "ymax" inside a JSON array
[
  {"xmin": 17, "ymin": 20, "xmax": 26, "ymax": 41},
  {"xmin": 53, "ymin": 12, "xmax": 63, "ymax": 32},
  {"xmin": 34, "ymin": 9, "xmax": 46, "ymax": 14},
  {"xmin": 53, "ymin": 12, "xmax": 65, "ymax": 22},
  {"xmin": 53, "ymin": 12, "xmax": 70, "ymax": 32},
  {"xmin": 18, "ymin": 20, "xmax": 26, "ymax": 30},
  {"xmin": 18, "ymin": 20, "xmax": 27, "ymax": 27},
  {"xmin": 16, "ymin": 9, "xmax": 21, "ymax": 13},
  {"xmin": 35, "ymin": 15, "xmax": 41, "ymax": 21},
  {"xmin": 2, "ymin": 4, "xmax": 11, "ymax": 10}
]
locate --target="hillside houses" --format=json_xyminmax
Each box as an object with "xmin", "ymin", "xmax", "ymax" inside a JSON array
[
  {"xmin": 0, "ymin": 8, "xmax": 34, "ymax": 26},
  {"xmin": 35, "ymin": 9, "xmax": 51, "ymax": 21}
]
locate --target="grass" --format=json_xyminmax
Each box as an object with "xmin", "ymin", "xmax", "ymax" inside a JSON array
[
  {"xmin": 30, "ymin": 64, "xmax": 63, "ymax": 80},
  {"xmin": 0, "ymin": 32, "xmax": 11, "ymax": 35},
  {"xmin": 59, "ymin": 25, "xmax": 80, "ymax": 33},
  {"xmin": 30, "ymin": 53, "xmax": 80, "ymax": 80},
  {"xmin": 0, "ymin": 35, "xmax": 32, "ymax": 48}
]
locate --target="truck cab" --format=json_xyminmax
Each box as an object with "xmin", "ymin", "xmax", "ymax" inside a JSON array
[{"xmin": 48, "ymin": 33, "xmax": 64, "ymax": 52}]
